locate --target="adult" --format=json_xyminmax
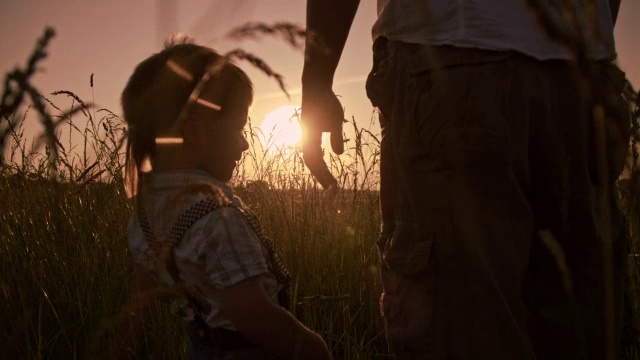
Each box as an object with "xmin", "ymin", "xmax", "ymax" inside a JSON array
[{"xmin": 301, "ymin": 0, "xmax": 629, "ymax": 359}]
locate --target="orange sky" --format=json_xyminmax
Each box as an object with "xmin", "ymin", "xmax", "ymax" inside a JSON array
[{"xmin": 0, "ymin": 0, "xmax": 638, "ymax": 150}]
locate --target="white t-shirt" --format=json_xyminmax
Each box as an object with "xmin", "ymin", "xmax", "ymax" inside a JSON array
[{"xmin": 373, "ymin": 0, "xmax": 616, "ymax": 61}]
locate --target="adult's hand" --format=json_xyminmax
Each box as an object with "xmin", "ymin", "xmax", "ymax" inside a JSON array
[
  {"xmin": 301, "ymin": 85, "xmax": 344, "ymax": 189},
  {"xmin": 302, "ymin": 0, "xmax": 359, "ymax": 189}
]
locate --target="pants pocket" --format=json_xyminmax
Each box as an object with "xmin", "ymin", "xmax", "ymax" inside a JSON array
[
  {"xmin": 378, "ymin": 222, "xmax": 439, "ymax": 357},
  {"xmin": 589, "ymin": 62, "xmax": 631, "ymax": 183},
  {"xmin": 380, "ymin": 222, "xmax": 435, "ymax": 276},
  {"xmin": 366, "ymin": 37, "xmax": 390, "ymax": 112}
]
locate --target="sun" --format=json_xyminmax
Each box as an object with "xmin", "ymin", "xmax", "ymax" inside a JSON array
[{"xmin": 259, "ymin": 105, "xmax": 302, "ymax": 152}]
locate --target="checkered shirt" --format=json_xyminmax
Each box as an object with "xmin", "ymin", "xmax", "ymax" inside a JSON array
[{"xmin": 128, "ymin": 170, "xmax": 283, "ymax": 330}]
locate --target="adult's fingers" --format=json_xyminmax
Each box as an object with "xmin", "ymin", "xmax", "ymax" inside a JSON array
[
  {"xmin": 326, "ymin": 93, "xmax": 345, "ymax": 155},
  {"xmin": 302, "ymin": 126, "xmax": 337, "ymax": 189},
  {"xmin": 330, "ymin": 127, "xmax": 344, "ymax": 155},
  {"xmin": 300, "ymin": 88, "xmax": 343, "ymax": 188}
]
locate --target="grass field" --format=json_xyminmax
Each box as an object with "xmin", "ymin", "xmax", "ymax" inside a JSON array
[
  {"xmin": 2, "ymin": 99, "xmax": 640, "ymax": 359},
  {"xmin": 2, "ymin": 27, "xmax": 640, "ymax": 360},
  {"xmin": 0, "ymin": 94, "xmax": 395, "ymax": 358},
  {"xmin": 0, "ymin": 176, "xmax": 391, "ymax": 359}
]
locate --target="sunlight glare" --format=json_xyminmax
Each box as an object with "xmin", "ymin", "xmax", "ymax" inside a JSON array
[{"xmin": 259, "ymin": 105, "xmax": 302, "ymax": 152}]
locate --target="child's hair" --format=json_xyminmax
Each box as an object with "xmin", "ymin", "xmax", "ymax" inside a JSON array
[{"xmin": 121, "ymin": 37, "xmax": 254, "ymax": 198}]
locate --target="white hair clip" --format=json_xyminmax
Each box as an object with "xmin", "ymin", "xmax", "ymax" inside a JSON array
[
  {"xmin": 155, "ymin": 137, "xmax": 184, "ymax": 145},
  {"xmin": 173, "ymin": 59, "xmax": 224, "ymax": 124},
  {"xmin": 166, "ymin": 59, "xmax": 194, "ymax": 81},
  {"xmin": 195, "ymin": 97, "xmax": 222, "ymax": 111}
]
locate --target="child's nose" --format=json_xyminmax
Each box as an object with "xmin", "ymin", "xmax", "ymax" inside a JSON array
[{"xmin": 239, "ymin": 135, "xmax": 249, "ymax": 152}]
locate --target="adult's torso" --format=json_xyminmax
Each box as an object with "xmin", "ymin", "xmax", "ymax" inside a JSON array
[{"xmin": 372, "ymin": 0, "xmax": 616, "ymax": 60}]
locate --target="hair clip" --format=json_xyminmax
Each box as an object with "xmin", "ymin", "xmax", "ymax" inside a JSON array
[
  {"xmin": 172, "ymin": 59, "xmax": 224, "ymax": 126},
  {"xmin": 166, "ymin": 59, "xmax": 195, "ymax": 81},
  {"xmin": 155, "ymin": 137, "xmax": 184, "ymax": 145},
  {"xmin": 195, "ymin": 97, "xmax": 221, "ymax": 111}
]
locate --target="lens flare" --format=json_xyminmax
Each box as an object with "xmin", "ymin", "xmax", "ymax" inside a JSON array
[{"xmin": 259, "ymin": 105, "xmax": 302, "ymax": 152}]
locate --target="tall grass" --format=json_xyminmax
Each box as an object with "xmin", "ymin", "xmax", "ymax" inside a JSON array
[
  {"xmin": 0, "ymin": 30, "xmax": 388, "ymax": 357},
  {"xmin": 620, "ymin": 80, "xmax": 640, "ymax": 359},
  {"xmin": 0, "ymin": 110, "xmax": 389, "ymax": 360},
  {"xmin": 2, "ymin": 25, "xmax": 639, "ymax": 359}
]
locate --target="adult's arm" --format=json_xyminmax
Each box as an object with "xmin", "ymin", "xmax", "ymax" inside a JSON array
[
  {"xmin": 219, "ymin": 277, "xmax": 332, "ymax": 359},
  {"xmin": 609, "ymin": 0, "xmax": 621, "ymax": 26},
  {"xmin": 301, "ymin": 0, "xmax": 361, "ymax": 189}
]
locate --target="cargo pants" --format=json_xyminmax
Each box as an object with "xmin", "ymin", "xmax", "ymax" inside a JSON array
[{"xmin": 366, "ymin": 37, "xmax": 629, "ymax": 359}]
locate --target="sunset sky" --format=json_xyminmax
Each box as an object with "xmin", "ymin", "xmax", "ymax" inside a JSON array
[{"xmin": 1, "ymin": 0, "xmax": 638, "ymax": 152}]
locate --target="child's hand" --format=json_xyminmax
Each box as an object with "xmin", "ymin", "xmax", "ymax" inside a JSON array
[{"xmin": 219, "ymin": 277, "xmax": 333, "ymax": 359}]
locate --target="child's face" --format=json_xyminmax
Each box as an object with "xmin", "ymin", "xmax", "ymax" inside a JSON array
[{"xmin": 186, "ymin": 84, "xmax": 250, "ymax": 182}]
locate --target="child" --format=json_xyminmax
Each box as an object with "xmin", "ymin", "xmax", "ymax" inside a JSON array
[{"xmin": 116, "ymin": 39, "xmax": 332, "ymax": 359}]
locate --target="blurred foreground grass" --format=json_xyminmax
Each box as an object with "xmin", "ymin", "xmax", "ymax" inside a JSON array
[
  {"xmin": 2, "ymin": 26, "xmax": 640, "ymax": 360},
  {"xmin": 0, "ymin": 172, "xmax": 391, "ymax": 359}
]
